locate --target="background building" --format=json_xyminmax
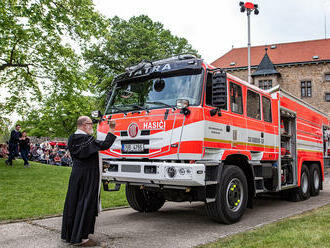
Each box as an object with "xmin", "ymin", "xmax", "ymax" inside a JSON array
[{"xmin": 211, "ymin": 39, "xmax": 330, "ymax": 115}]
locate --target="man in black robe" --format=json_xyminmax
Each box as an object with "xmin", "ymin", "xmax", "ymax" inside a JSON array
[
  {"xmin": 61, "ymin": 116, "xmax": 116, "ymax": 246},
  {"xmin": 5, "ymin": 124, "xmax": 22, "ymax": 166}
]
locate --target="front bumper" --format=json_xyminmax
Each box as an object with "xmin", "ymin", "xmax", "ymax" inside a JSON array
[{"xmin": 101, "ymin": 160, "xmax": 206, "ymax": 186}]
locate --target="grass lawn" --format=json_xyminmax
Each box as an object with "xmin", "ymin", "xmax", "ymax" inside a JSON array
[
  {"xmin": 199, "ymin": 204, "xmax": 330, "ymax": 248},
  {"xmin": 0, "ymin": 158, "xmax": 127, "ymax": 221}
]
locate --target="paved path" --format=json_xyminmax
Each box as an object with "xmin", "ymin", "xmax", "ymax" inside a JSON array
[{"xmin": 1, "ymin": 177, "xmax": 330, "ymax": 248}]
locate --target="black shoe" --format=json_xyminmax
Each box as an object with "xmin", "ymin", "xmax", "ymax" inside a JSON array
[{"xmin": 5, "ymin": 160, "xmax": 8, "ymax": 165}]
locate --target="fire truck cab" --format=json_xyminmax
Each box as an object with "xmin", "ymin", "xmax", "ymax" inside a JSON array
[{"xmin": 95, "ymin": 55, "xmax": 327, "ymax": 224}]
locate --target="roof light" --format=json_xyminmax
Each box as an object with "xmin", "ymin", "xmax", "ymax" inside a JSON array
[
  {"xmin": 270, "ymin": 45, "xmax": 277, "ymax": 49},
  {"xmin": 313, "ymin": 55, "xmax": 319, "ymax": 59},
  {"xmin": 244, "ymin": 2, "xmax": 255, "ymax": 9},
  {"xmin": 178, "ymin": 54, "xmax": 196, "ymax": 60},
  {"xmin": 230, "ymin": 62, "xmax": 236, "ymax": 66}
]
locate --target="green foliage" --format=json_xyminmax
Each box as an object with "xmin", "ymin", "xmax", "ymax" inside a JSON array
[
  {"xmin": 0, "ymin": 116, "xmax": 11, "ymax": 143},
  {"xmin": 199, "ymin": 204, "xmax": 330, "ymax": 248},
  {"xmin": 0, "ymin": 158, "xmax": 127, "ymax": 221},
  {"xmin": 84, "ymin": 15, "xmax": 199, "ymax": 110},
  {"xmin": 0, "ymin": 0, "xmax": 105, "ymax": 115},
  {"xmin": 19, "ymin": 92, "xmax": 97, "ymax": 138}
]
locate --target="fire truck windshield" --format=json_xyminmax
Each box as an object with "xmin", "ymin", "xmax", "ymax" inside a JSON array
[{"xmin": 106, "ymin": 73, "xmax": 203, "ymax": 114}]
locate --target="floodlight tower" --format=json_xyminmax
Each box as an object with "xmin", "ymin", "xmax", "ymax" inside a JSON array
[{"xmin": 239, "ymin": 2, "xmax": 259, "ymax": 84}]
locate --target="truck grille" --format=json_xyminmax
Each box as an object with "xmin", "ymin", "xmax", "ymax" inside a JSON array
[
  {"xmin": 120, "ymin": 130, "xmax": 150, "ymax": 136},
  {"xmin": 121, "ymin": 164, "xmax": 141, "ymax": 173}
]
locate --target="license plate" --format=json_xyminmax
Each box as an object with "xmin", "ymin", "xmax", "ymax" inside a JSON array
[{"xmin": 122, "ymin": 144, "xmax": 144, "ymax": 152}]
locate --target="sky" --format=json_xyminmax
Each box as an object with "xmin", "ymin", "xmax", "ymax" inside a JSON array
[
  {"xmin": 4, "ymin": 0, "xmax": 330, "ymax": 125},
  {"xmin": 93, "ymin": 0, "xmax": 330, "ymax": 63}
]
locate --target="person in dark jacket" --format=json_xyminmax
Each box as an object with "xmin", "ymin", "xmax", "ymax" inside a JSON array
[
  {"xmin": 61, "ymin": 116, "xmax": 116, "ymax": 246},
  {"xmin": 19, "ymin": 131, "xmax": 30, "ymax": 167},
  {"xmin": 6, "ymin": 124, "xmax": 22, "ymax": 166}
]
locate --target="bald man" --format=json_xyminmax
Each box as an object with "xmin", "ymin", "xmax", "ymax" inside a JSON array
[{"xmin": 61, "ymin": 116, "xmax": 116, "ymax": 246}]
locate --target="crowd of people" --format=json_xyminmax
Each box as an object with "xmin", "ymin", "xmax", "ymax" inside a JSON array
[
  {"xmin": 29, "ymin": 142, "xmax": 72, "ymax": 166},
  {"xmin": 0, "ymin": 143, "xmax": 9, "ymax": 159},
  {"xmin": 1, "ymin": 124, "xmax": 72, "ymax": 167}
]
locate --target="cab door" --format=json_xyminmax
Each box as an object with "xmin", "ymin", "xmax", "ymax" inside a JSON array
[
  {"xmin": 229, "ymin": 81, "xmax": 247, "ymax": 151},
  {"xmin": 203, "ymin": 71, "xmax": 231, "ymax": 151}
]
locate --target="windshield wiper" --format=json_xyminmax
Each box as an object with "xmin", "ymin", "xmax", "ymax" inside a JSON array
[
  {"xmin": 107, "ymin": 106, "xmax": 126, "ymax": 113},
  {"xmin": 145, "ymin": 101, "xmax": 173, "ymax": 108},
  {"xmin": 128, "ymin": 104, "xmax": 150, "ymax": 113}
]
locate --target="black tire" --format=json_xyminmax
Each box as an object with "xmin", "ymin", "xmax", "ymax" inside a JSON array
[
  {"xmin": 125, "ymin": 185, "xmax": 165, "ymax": 212},
  {"xmin": 288, "ymin": 164, "xmax": 311, "ymax": 201},
  {"xmin": 310, "ymin": 164, "xmax": 321, "ymax": 196},
  {"xmin": 205, "ymin": 165, "xmax": 248, "ymax": 224}
]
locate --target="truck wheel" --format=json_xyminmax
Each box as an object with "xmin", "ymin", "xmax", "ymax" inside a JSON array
[
  {"xmin": 126, "ymin": 185, "xmax": 165, "ymax": 212},
  {"xmin": 288, "ymin": 164, "xmax": 311, "ymax": 201},
  {"xmin": 310, "ymin": 165, "xmax": 320, "ymax": 196},
  {"xmin": 206, "ymin": 165, "xmax": 248, "ymax": 224}
]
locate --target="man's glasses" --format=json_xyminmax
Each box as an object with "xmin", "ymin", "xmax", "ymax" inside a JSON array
[{"xmin": 84, "ymin": 122, "xmax": 93, "ymax": 126}]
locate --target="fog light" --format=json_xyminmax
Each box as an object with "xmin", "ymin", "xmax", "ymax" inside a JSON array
[
  {"xmin": 167, "ymin": 167, "xmax": 177, "ymax": 178},
  {"xmin": 179, "ymin": 168, "xmax": 185, "ymax": 175},
  {"xmin": 102, "ymin": 162, "xmax": 110, "ymax": 172}
]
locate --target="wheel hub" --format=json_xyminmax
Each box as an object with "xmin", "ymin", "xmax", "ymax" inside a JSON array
[
  {"xmin": 301, "ymin": 172, "xmax": 308, "ymax": 194},
  {"xmin": 226, "ymin": 178, "xmax": 243, "ymax": 212},
  {"xmin": 314, "ymin": 170, "xmax": 320, "ymax": 190}
]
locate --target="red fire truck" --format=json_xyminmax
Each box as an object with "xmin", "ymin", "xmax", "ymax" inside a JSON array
[{"xmin": 92, "ymin": 55, "xmax": 329, "ymax": 224}]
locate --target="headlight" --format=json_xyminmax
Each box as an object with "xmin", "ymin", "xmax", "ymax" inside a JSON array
[{"xmin": 167, "ymin": 167, "xmax": 177, "ymax": 178}]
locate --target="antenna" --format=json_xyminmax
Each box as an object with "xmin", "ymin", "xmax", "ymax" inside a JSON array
[{"xmin": 325, "ymin": 13, "xmax": 327, "ymax": 39}]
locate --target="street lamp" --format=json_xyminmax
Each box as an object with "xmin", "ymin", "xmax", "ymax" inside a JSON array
[{"xmin": 239, "ymin": 2, "xmax": 259, "ymax": 84}]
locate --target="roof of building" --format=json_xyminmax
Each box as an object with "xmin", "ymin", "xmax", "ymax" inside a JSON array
[
  {"xmin": 211, "ymin": 38, "xmax": 330, "ymax": 69},
  {"xmin": 252, "ymin": 48, "xmax": 279, "ymax": 76}
]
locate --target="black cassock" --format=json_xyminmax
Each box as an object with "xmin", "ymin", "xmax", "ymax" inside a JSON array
[{"xmin": 61, "ymin": 132, "xmax": 116, "ymax": 244}]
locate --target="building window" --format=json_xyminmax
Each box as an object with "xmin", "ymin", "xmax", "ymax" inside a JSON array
[
  {"xmin": 301, "ymin": 81, "xmax": 312, "ymax": 97},
  {"xmin": 325, "ymin": 73, "xmax": 330, "ymax": 82},
  {"xmin": 325, "ymin": 93, "xmax": 330, "ymax": 102},
  {"xmin": 247, "ymin": 90, "xmax": 261, "ymax": 120},
  {"xmin": 258, "ymin": 80, "xmax": 272, "ymax": 90}
]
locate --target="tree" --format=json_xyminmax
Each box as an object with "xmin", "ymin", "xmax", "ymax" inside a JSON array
[
  {"xmin": 0, "ymin": 116, "xmax": 11, "ymax": 143},
  {"xmin": 19, "ymin": 92, "xmax": 97, "ymax": 138},
  {"xmin": 83, "ymin": 15, "xmax": 198, "ymax": 109},
  {"xmin": 0, "ymin": 0, "xmax": 105, "ymax": 115}
]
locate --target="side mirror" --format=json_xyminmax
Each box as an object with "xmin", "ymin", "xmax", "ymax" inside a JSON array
[
  {"xmin": 91, "ymin": 110, "xmax": 102, "ymax": 123},
  {"xmin": 212, "ymin": 72, "xmax": 227, "ymax": 108},
  {"xmin": 177, "ymin": 99, "xmax": 190, "ymax": 116},
  {"xmin": 176, "ymin": 99, "xmax": 189, "ymax": 109},
  {"xmin": 91, "ymin": 110, "xmax": 102, "ymax": 118}
]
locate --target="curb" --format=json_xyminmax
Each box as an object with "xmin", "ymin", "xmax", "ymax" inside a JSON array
[{"xmin": 0, "ymin": 206, "xmax": 129, "ymax": 225}]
